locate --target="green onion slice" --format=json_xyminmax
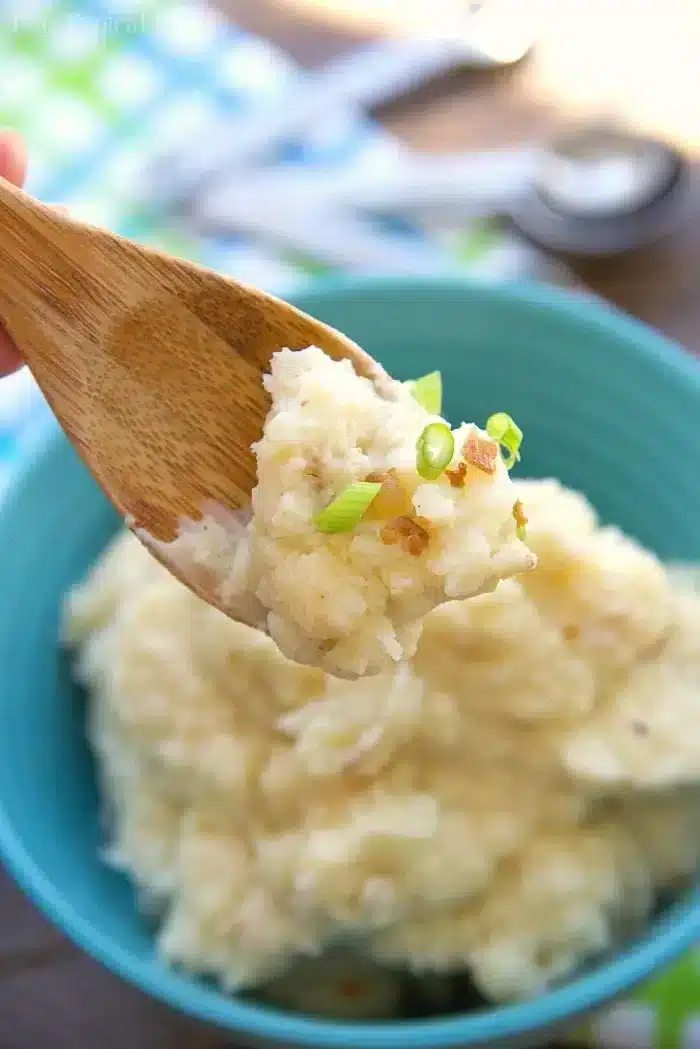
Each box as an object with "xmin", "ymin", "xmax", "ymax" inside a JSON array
[
  {"xmin": 416, "ymin": 423, "xmax": 455, "ymax": 481},
  {"xmin": 315, "ymin": 482, "xmax": 382, "ymax": 534},
  {"xmin": 408, "ymin": 371, "xmax": 442, "ymax": 415},
  {"xmin": 486, "ymin": 412, "xmax": 523, "ymax": 469}
]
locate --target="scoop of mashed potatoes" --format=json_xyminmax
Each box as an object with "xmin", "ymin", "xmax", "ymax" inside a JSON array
[
  {"xmin": 64, "ymin": 478, "xmax": 700, "ymax": 1007},
  {"xmin": 159, "ymin": 348, "xmax": 535, "ymax": 678}
]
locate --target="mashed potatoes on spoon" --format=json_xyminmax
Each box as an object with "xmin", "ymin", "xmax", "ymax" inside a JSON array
[{"xmin": 168, "ymin": 347, "xmax": 535, "ymax": 678}]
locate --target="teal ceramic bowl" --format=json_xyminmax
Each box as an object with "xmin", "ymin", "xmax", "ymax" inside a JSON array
[{"xmin": 1, "ymin": 277, "xmax": 700, "ymax": 1049}]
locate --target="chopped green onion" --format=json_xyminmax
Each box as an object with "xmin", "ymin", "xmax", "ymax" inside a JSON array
[
  {"xmin": 416, "ymin": 423, "xmax": 455, "ymax": 481},
  {"xmin": 315, "ymin": 482, "xmax": 382, "ymax": 534},
  {"xmin": 408, "ymin": 371, "xmax": 442, "ymax": 415},
  {"xmin": 486, "ymin": 412, "xmax": 523, "ymax": 469}
]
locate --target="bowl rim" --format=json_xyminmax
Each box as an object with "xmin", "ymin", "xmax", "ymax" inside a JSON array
[{"xmin": 2, "ymin": 275, "xmax": 700, "ymax": 1048}]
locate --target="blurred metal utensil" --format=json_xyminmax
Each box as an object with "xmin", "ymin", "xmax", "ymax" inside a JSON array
[
  {"xmin": 144, "ymin": 13, "xmax": 536, "ymax": 213},
  {"xmin": 339, "ymin": 127, "xmax": 690, "ymax": 239},
  {"xmin": 191, "ymin": 187, "xmax": 448, "ymax": 274},
  {"xmin": 194, "ymin": 148, "xmax": 537, "ymax": 222},
  {"xmin": 510, "ymin": 126, "xmax": 695, "ymax": 257},
  {"xmin": 532, "ymin": 125, "xmax": 681, "ymax": 219},
  {"xmin": 195, "ymin": 124, "xmax": 694, "ymax": 261}
]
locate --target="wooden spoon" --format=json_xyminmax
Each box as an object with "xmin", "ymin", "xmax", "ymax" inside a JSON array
[{"xmin": 0, "ymin": 176, "xmax": 386, "ymax": 614}]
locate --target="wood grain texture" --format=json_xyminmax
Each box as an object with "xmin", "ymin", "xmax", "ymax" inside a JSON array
[{"xmin": 0, "ymin": 175, "xmax": 382, "ymax": 553}]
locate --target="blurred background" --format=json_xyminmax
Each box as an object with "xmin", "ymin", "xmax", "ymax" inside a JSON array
[
  {"xmin": 3, "ymin": 0, "xmax": 699, "ymax": 475},
  {"xmin": 1, "ymin": 1, "xmax": 700, "ymax": 1046},
  {"xmin": 4, "ymin": 0, "xmax": 700, "ymax": 325}
]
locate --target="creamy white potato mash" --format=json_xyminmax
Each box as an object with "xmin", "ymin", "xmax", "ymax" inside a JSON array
[
  {"xmin": 65, "ymin": 477, "xmax": 700, "ymax": 1007},
  {"xmin": 160, "ymin": 347, "xmax": 535, "ymax": 678}
]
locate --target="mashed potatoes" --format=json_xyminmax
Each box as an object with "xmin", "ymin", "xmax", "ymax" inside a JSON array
[
  {"xmin": 158, "ymin": 348, "xmax": 534, "ymax": 678},
  {"xmin": 64, "ymin": 477, "xmax": 700, "ymax": 1008}
]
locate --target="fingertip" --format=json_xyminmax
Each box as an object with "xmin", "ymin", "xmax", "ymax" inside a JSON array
[
  {"xmin": 0, "ymin": 129, "xmax": 28, "ymax": 188},
  {"xmin": 0, "ymin": 131, "xmax": 27, "ymax": 376},
  {"xmin": 0, "ymin": 330, "xmax": 22, "ymax": 376}
]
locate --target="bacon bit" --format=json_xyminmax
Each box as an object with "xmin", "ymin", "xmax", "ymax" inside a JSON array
[
  {"xmin": 464, "ymin": 431, "xmax": 498, "ymax": 474},
  {"xmin": 445, "ymin": 461, "xmax": 468, "ymax": 488},
  {"xmin": 364, "ymin": 469, "xmax": 413, "ymax": 520},
  {"xmin": 379, "ymin": 517, "xmax": 405, "ymax": 545},
  {"xmin": 380, "ymin": 514, "xmax": 431, "ymax": 557},
  {"xmin": 512, "ymin": 499, "xmax": 528, "ymax": 540}
]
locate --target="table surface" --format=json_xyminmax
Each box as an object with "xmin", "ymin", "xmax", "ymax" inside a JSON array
[{"xmin": 3, "ymin": 1, "xmax": 700, "ymax": 1046}]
